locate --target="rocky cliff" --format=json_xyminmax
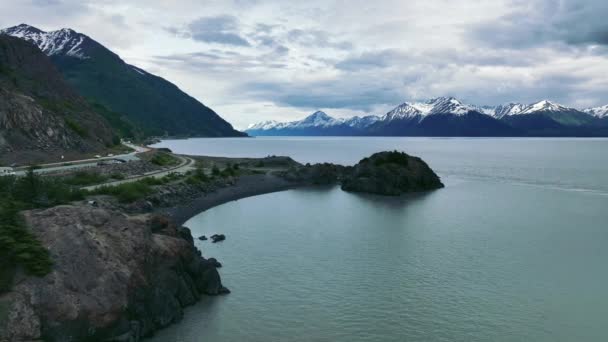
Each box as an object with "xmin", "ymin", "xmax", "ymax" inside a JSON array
[
  {"xmin": 0, "ymin": 34, "xmax": 115, "ymax": 164},
  {"xmin": 0, "ymin": 204, "xmax": 227, "ymax": 341}
]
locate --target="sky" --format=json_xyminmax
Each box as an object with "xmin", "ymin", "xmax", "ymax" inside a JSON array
[{"xmin": 1, "ymin": 0, "xmax": 607, "ymax": 129}]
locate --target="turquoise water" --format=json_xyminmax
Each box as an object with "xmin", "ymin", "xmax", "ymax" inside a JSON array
[{"xmin": 151, "ymin": 137, "xmax": 608, "ymax": 341}]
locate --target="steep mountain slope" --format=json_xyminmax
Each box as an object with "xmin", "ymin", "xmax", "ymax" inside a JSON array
[
  {"xmin": 0, "ymin": 34, "xmax": 114, "ymax": 164},
  {"xmin": 2, "ymin": 24, "xmax": 244, "ymax": 137}
]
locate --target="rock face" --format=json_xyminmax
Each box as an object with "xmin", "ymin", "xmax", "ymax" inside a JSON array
[
  {"xmin": 0, "ymin": 205, "xmax": 227, "ymax": 341},
  {"xmin": 341, "ymin": 151, "xmax": 444, "ymax": 195},
  {"xmin": 0, "ymin": 35, "xmax": 115, "ymax": 164}
]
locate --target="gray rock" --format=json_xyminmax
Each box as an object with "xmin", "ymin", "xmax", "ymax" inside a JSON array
[{"xmin": 0, "ymin": 204, "xmax": 228, "ymax": 341}]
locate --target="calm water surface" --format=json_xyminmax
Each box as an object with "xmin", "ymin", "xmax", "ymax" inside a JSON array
[{"xmin": 151, "ymin": 137, "xmax": 608, "ymax": 342}]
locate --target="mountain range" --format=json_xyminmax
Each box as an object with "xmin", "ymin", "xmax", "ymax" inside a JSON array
[
  {"xmin": 247, "ymin": 97, "xmax": 608, "ymax": 137},
  {"xmin": 1, "ymin": 24, "xmax": 244, "ymax": 138}
]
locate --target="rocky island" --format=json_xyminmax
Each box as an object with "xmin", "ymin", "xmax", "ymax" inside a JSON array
[{"xmin": 0, "ymin": 150, "xmax": 442, "ymax": 341}]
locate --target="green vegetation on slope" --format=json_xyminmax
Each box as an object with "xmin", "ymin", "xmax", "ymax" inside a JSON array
[
  {"xmin": 63, "ymin": 171, "xmax": 108, "ymax": 186},
  {"xmin": 52, "ymin": 47, "xmax": 245, "ymax": 137},
  {"xmin": 149, "ymin": 152, "xmax": 179, "ymax": 166},
  {"xmin": 88, "ymin": 101, "xmax": 140, "ymax": 139}
]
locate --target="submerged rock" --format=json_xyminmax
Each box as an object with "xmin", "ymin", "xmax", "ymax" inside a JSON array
[
  {"xmin": 0, "ymin": 205, "xmax": 228, "ymax": 341},
  {"xmin": 341, "ymin": 151, "xmax": 444, "ymax": 196}
]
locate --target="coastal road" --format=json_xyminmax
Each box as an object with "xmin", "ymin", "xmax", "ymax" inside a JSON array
[
  {"xmin": 82, "ymin": 155, "xmax": 196, "ymax": 191},
  {"xmin": 10, "ymin": 141, "xmax": 149, "ymax": 176}
]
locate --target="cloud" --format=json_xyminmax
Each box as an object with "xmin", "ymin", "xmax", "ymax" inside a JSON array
[
  {"xmin": 170, "ymin": 15, "xmax": 250, "ymax": 46},
  {"xmin": 470, "ymin": 0, "xmax": 608, "ymax": 48},
  {"xmin": 287, "ymin": 29, "xmax": 352, "ymax": 50},
  {"xmin": 3, "ymin": 0, "xmax": 607, "ymax": 128}
]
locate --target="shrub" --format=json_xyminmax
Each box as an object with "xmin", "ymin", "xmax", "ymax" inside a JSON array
[
  {"xmin": 64, "ymin": 118, "xmax": 88, "ymax": 137},
  {"xmin": 187, "ymin": 168, "xmax": 208, "ymax": 184},
  {"xmin": 94, "ymin": 181, "xmax": 154, "ymax": 203}
]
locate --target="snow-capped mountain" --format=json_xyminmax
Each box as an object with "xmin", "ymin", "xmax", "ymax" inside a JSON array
[
  {"xmin": 584, "ymin": 105, "xmax": 608, "ymax": 118},
  {"xmin": 248, "ymin": 111, "xmax": 355, "ymax": 132},
  {"xmin": 382, "ymin": 103, "xmax": 422, "ymax": 121},
  {"xmin": 246, "ymin": 97, "xmax": 607, "ymax": 137},
  {"xmin": 1, "ymin": 24, "xmax": 91, "ymax": 59},
  {"xmin": 343, "ymin": 115, "xmax": 381, "ymax": 128},
  {"xmin": 417, "ymin": 97, "xmax": 480, "ymax": 116},
  {"xmin": 381, "ymin": 97, "xmax": 485, "ymax": 122},
  {"xmin": 293, "ymin": 111, "xmax": 338, "ymax": 127},
  {"xmin": 518, "ymin": 100, "xmax": 574, "ymax": 115}
]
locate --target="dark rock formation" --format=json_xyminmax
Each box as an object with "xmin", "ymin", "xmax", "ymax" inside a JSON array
[
  {"xmin": 211, "ymin": 234, "xmax": 226, "ymax": 243},
  {"xmin": 208, "ymin": 258, "xmax": 222, "ymax": 268},
  {"xmin": 198, "ymin": 235, "xmax": 208, "ymax": 241},
  {"xmin": 0, "ymin": 205, "xmax": 227, "ymax": 341},
  {"xmin": 341, "ymin": 151, "xmax": 444, "ymax": 195},
  {"xmin": 275, "ymin": 151, "xmax": 443, "ymax": 196}
]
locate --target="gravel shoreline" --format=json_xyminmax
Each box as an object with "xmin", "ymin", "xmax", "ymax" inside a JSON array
[{"xmin": 162, "ymin": 173, "xmax": 300, "ymax": 226}]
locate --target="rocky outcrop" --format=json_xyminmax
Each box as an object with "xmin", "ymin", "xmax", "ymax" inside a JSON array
[
  {"xmin": 275, "ymin": 151, "xmax": 443, "ymax": 196},
  {"xmin": 341, "ymin": 151, "xmax": 444, "ymax": 195},
  {"xmin": 0, "ymin": 205, "xmax": 227, "ymax": 341}
]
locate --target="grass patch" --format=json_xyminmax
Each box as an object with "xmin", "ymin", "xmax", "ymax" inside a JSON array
[
  {"xmin": 91, "ymin": 173, "xmax": 181, "ymax": 203},
  {"xmin": 63, "ymin": 171, "xmax": 108, "ymax": 186},
  {"xmin": 93, "ymin": 181, "xmax": 154, "ymax": 203},
  {"xmin": 149, "ymin": 152, "xmax": 179, "ymax": 167}
]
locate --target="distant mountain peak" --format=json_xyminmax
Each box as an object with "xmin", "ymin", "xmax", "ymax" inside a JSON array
[
  {"xmin": 383, "ymin": 102, "xmax": 422, "ymax": 121},
  {"xmin": 1, "ymin": 24, "xmax": 90, "ymax": 59},
  {"xmin": 520, "ymin": 100, "xmax": 572, "ymax": 114},
  {"xmin": 300, "ymin": 111, "xmax": 335, "ymax": 125}
]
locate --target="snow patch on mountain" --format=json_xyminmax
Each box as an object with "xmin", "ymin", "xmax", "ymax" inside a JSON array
[
  {"xmin": 584, "ymin": 105, "xmax": 608, "ymax": 118},
  {"xmin": 492, "ymin": 103, "xmax": 526, "ymax": 118},
  {"xmin": 1, "ymin": 24, "xmax": 90, "ymax": 59}
]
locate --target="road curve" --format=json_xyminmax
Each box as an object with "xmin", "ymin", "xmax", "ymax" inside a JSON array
[{"xmin": 82, "ymin": 155, "xmax": 195, "ymax": 191}]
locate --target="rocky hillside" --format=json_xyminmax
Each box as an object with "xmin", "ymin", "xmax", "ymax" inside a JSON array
[
  {"xmin": 0, "ymin": 34, "xmax": 115, "ymax": 164},
  {"xmin": 2, "ymin": 24, "xmax": 245, "ymax": 137},
  {"xmin": 0, "ymin": 206, "xmax": 227, "ymax": 341}
]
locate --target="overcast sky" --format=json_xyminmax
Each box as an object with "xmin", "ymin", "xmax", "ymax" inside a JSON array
[{"xmin": 1, "ymin": 0, "xmax": 607, "ymax": 128}]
